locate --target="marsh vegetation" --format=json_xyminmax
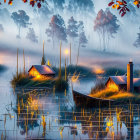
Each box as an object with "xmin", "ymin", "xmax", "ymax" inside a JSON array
[{"xmin": 89, "ymin": 80, "xmax": 140, "ymax": 104}]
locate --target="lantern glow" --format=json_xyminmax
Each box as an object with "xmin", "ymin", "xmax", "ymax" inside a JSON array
[{"xmin": 64, "ymin": 49, "xmax": 69, "ymax": 56}]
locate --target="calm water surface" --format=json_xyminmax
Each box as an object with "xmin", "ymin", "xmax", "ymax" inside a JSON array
[{"xmin": 0, "ymin": 69, "xmax": 140, "ymax": 140}]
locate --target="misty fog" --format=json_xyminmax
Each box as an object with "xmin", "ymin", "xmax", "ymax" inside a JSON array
[{"xmin": 0, "ymin": 0, "xmax": 140, "ymax": 71}]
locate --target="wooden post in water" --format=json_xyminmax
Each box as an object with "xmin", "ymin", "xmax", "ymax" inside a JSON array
[
  {"xmin": 70, "ymin": 43, "xmax": 71, "ymax": 65},
  {"xmin": 43, "ymin": 40, "xmax": 44, "ymax": 58},
  {"xmin": 99, "ymin": 101, "xmax": 100, "ymax": 130},
  {"xmin": 23, "ymin": 49, "xmax": 25, "ymax": 75},
  {"xmin": 28, "ymin": 57, "xmax": 29, "ymax": 70},
  {"xmin": 138, "ymin": 105, "xmax": 139, "ymax": 121},
  {"xmin": 17, "ymin": 48, "xmax": 19, "ymax": 79},
  {"xmin": 59, "ymin": 42, "xmax": 62, "ymax": 79},
  {"xmin": 65, "ymin": 56, "xmax": 67, "ymax": 81},
  {"xmin": 41, "ymin": 40, "xmax": 46, "ymax": 65}
]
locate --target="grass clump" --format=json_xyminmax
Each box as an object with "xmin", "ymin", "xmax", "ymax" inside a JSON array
[
  {"xmin": 11, "ymin": 72, "xmax": 68, "ymax": 92},
  {"xmin": 91, "ymin": 80, "xmax": 105, "ymax": 93},
  {"xmin": 89, "ymin": 80, "xmax": 134, "ymax": 100},
  {"xmin": 90, "ymin": 88, "xmax": 134, "ymax": 100},
  {"xmin": 11, "ymin": 73, "xmax": 30, "ymax": 86},
  {"xmin": 107, "ymin": 92, "xmax": 134, "ymax": 100},
  {"xmin": 90, "ymin": 88, "xmax": 118, "ymax": 99},
  {"xmin": 90, "ymin": 80, "xmax": 117, "ymax": 99}
]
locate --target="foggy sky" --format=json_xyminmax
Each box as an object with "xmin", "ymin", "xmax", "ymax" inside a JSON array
[{"xmin": 0, "ymin": 0, "xmax": 140, "ymax": 69}]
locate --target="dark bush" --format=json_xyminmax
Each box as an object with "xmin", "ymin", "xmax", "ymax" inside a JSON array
[
  {"xmin": 55, "ymin": 77, "xmax": 68, "ymax": 92},
  {"xmin": 104, "ymin": 67, "xmax": 126, "ymax": 76}
]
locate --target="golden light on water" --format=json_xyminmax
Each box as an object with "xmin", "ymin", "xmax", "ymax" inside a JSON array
[
  {"xmin": 30, "ymin": 99, "xmax": 40, "ymax": 110},
  {"xmin": 106, "ymin": 118, "xmax": 113, "ymax": 127}
]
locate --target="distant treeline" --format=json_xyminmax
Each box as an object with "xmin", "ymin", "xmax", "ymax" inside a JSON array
[{"xmin": 0, "ymin": 65, "xmax": 7, "ymax": 72}]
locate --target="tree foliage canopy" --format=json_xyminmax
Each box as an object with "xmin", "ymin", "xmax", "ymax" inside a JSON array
[
  {"xmin": 11, "ymin": 10, "xmax": 30, "ymax": 29},
  {"xmin": 46, "ymin": 14, "xmax": 67, "ymax": 42},
  {"xmin": 26, "ymin": 28, "xmax": 38, "ymax": 43},
  {"xmin": 11, "ymin": 10, "xmax": 30, "ymax": 38},
  {"xmin": 94, "ymin": 9, "xmax": 120, "ymax": 38},
  {"xmin": 0, "ymin": 0, "xmax": 139, "ymax": 16},
  {"xmin": 67, "ymin": 16, "xmax": 78, "ymax": 39},
  {"xmin": 94, "ymin": 9, "xmax": 120, "ymax": 51},
  {"xmin": 78, "ymin": 21, "xmax": 87, "ymax": 47},
  {"xmin": 134, "ymin": 32, "xmax": 140, "ymax": 47},
  {"xmin": 0, "ymin": 24, "xmax": 4, "ymax": 32},
  {"xmin": 68, "ymin": 0, "xmax": 94, "ymax": 13},
  {"xmin": 52, "ymin": 0, "xmax": 65, "ymax": 10}
]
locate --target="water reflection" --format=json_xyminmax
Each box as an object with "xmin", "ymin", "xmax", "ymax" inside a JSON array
[
  {"xmin": 0, "ymin": 77, "xmax": 140, "ymax": 139},
  {"xmin": 16, "ymin": 92, "xmax": 41, "ymax": 136}
]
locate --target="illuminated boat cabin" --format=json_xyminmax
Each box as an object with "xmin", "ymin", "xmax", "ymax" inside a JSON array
[
  {"xmin": 28, "ymin": 65, "xmax": 55, "ymax": 79},
  {"xmin": 105, "ymin": 61, "xmax": 140, "ymax": 93}
]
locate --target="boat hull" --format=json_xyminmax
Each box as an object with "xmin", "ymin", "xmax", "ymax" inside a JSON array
[{"xmin": 72, "ymin": 90, "xmax": 114, "ymax": 108}]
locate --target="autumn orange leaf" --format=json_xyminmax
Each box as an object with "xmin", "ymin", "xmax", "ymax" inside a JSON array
[
  {"xmin": 134, "ymin": 1, "xmax": 139, "ymax": 5},
  {"xmin": 112, "ymin": 4, "xmax": 117, "ymax": 9},
  {"xmin": 8, "ymin": 1, "xmax": 12, "ymax": 5}
]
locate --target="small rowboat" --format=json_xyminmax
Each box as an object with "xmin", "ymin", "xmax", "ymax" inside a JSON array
[{"xmin": 72, "ymin": 90, "xmax": 115, "ymax": 108}]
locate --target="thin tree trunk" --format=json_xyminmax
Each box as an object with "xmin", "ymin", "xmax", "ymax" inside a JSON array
[
  {"xmin": 18, "ymin": 26, "xmax": 21, "ymax": 38},
  {"xmin": 70, "ymin": 43, "xmax": 71, "ymax": 65},
  {"xmin": 52, "ymin": 36, "xmax": 54, "ymax": 48},
  {"xmin": 17, "ymin": 48, "xmax": 18, "ymax": 79},
  {"xmin": 106, "ymin": 33, "xmax": 110, "ymax": 50},
  {"xmin": 103, "ymin": 28, "xmax": 106, "ymax": 52},
  {"xmin": 52, "ymin": 27, "xmax": 55, "ymax": 48},
  {"xmin": 76, "ymin": 43, "xmax": 80, "ymax": 65},
  {"xmin": 59, "ymin": 42, "xmax": 62, "ymax": 79},
  {"xmin": 98, "ymin": 31, "xmax": 102, "ymax": 51},
  {"xmin": 23, "ymin": 49, "xmax": 25, "ymax": 75},
  {"xmin": 43, "ymin": 40, "xmax": 45, "ymax": 58},
  {"xmin": 28, "ymin": 57, "xmax": 29, "ymax": 70},
  {"xmin": 65, "ymin": 56, "xmax": 67, "ymax": 81}
]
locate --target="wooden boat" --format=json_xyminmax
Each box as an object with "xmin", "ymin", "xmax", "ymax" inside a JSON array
[{"xmin": 72, "ymin": 90, "xmax": 115, "ymax": 108}]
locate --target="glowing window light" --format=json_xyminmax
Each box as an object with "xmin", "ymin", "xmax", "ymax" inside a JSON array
[
  {"xmin": 37, "ymin": 75, "xmax": 41, "ymax": 78},
  {"xmin": 108, "ymin": 82, "xmax": 119, "ymax": 91},
  {"xmin": 29, "ymin": 68, "xmax": 42, "ymax": 79}
]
